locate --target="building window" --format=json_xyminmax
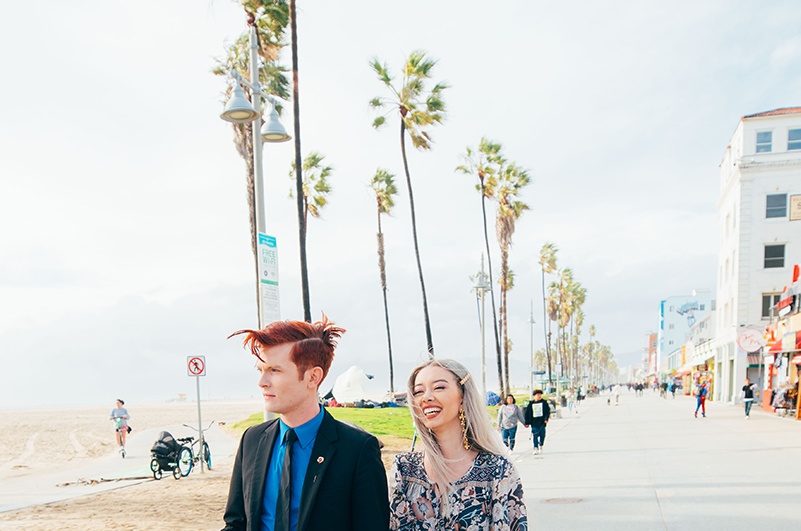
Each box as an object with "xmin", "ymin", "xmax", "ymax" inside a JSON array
[
  {"xmin": 766, "ymin": 194, "xmax": 787, "ymax": 218},
  {"xmin": 756, "ymin": 131, "xmax": 772, "ymax": 152},
  {"xmin": 669, "ymin": 340, "xmax": 674, "ymax": 345},
  {"xmin": 669, "ymin": 305, "xmax": 674, "ymax": 312},
  {"xmin": 789, "ymin": 129, "xmax": 801, "ymax": 150},
  {"xmin": 700, "ymin": 304, "xmax": 705, "ymax": 311},
  {"xmin": 762, "ymin": 293, "xmax": 782, "ymax": 318},
  {"xmin": 764, "ymin": 244, "xmax": 785, "ymax": 268},
  {"xmin": 669, "ymin": 324, "xmax": 674, "ymax": 330}
]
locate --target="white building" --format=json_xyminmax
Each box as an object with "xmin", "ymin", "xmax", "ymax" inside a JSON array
[
  {"xmin": 716, "ymin": 107, "xmax": 801, "ymax": 403},
  {"xmin": 657, "ymin": 291, "xmax": 713, "ymax": 373}
]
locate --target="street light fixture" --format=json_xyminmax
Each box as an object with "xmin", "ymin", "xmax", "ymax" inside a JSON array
[{"xmin": 219, "ymin": 22, "xmax": 291, "ymax": 329}]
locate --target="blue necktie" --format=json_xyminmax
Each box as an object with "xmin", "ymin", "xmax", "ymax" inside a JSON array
[{"xmin": 275, "ymin": 429, "xmax": 297, "ymax": 531}]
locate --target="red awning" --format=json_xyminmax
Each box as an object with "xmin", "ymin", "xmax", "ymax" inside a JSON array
[{"xmin": 767, "ymin": 331, "xmax": 801, "ymax": 354}]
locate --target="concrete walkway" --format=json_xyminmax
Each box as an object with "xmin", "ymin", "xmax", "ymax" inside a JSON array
[
  {"xmin": 0, "ymin": 423, "xmax": 239, "ymax": 513},
  {"xmin": 509, "ymin": 389, "xmax": 801, "ymax": 530}
]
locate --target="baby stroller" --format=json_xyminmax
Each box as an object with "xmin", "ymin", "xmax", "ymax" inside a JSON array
[{"xmin": 149, "ymin": 431, "xmax": 192, "ymax": 480}]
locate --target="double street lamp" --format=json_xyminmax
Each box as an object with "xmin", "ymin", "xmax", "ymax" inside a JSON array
[{"xmin": 220, "ymin": 22, "xmax": 291, "ymax": 329}]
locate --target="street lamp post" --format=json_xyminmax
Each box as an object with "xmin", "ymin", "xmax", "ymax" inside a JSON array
[
  {"xmin": 473, "ymin": 254, "xmax": 491, "ymax": 400},
  {"xmin": 529, "ymin": 300, "xmax": 535, "ymax": 393},
  {"xmin": 220, "ymin": 22, "xmax": 291, "ymax": 330}
]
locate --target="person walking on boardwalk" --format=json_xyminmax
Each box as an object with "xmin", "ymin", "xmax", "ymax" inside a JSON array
[
  {"xmin": 694, "ymin": 380, "xmax": 709, "ymax": 418},
  {"xmin": 524, "ymin": 389, "xmax": 551, "ymax": 455},
  {"xmin": 497, "ymin": 394, "xmax": 526, "ymax": 450},
  {"xmin": 741, "ymin": 377, "xmax": 756, "ymax": 419}
]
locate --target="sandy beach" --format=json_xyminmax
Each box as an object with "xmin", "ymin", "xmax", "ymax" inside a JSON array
[{"xmin": 0, "ymin": 400, "xmax": 405, "ymax": 530}]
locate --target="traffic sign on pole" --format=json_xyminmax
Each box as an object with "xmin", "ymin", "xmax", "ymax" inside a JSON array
[{"xmin": 187, "ymin": 356, "xmax": 206, "ymax": 377}]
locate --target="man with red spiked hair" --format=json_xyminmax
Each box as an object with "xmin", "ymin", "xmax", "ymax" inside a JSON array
[{"xmin": 222, "ymin": 314, "xmax": 389, "ymax": 531}]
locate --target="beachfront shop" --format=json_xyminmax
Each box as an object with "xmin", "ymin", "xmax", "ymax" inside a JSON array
[{"xmin": 762, "ymin": 265, "xmax": 801, "ymax": 419}]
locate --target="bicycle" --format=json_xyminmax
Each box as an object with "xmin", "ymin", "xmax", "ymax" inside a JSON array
[
  {"xmin": 112, "ymin": 417, "xmax": 129, "ymax": 458},
  {"xmin": 179, "ymin": 421, "xmax": 214, "ymax": 471}
]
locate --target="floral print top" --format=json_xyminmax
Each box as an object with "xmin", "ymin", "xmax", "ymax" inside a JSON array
[{"xmin": 389, "ymin": 451, "xmax": 528, "ymax": 530}]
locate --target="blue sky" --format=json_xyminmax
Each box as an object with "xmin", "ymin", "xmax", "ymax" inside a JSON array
[{"xmin": 2, "ymin": 1, "xmax": 801, "ymax": 408}]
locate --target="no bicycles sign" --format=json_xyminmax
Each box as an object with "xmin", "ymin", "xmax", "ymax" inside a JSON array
[{"xmin": 187, "ymin": 356, "xmax": 206, "ymax": 377}]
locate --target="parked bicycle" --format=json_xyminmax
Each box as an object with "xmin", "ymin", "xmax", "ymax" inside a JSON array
[{"xmin": 180, "ymin": 421, "xmax": 213, "ymax": 471}]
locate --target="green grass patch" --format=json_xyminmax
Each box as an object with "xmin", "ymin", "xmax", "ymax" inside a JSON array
[{"xmin": 227, "ymin": 407, "xmax": 416, "ymax": 439}]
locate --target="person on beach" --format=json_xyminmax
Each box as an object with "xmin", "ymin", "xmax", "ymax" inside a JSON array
[
  {"xmin": 109, "ymin": 399, "xmax": 129, "ymax": 454},
  {"xmin": 741, "ymin": 378, "xmax": 756, "ymax": 419},
  {"xmin": 497, "ymin": 394, "xmax": 526, "ymax": 450},
  {"xmin": 694, "ymin": 380, "xmax": 709, "ymax": 418},
  {"xmin": 389, "ymin": 359, "xmax": 527, "ymax": 530},
  {"xmin": 524, "ymin": 389, "xmax": 551, "ymax": 454},
  {"xmin": 222, "ymin": 315, "xmax": 389, "ymax": 531}
]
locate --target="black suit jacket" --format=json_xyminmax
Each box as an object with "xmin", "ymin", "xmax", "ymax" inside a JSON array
[{"xmin": 222, "ymin": 409, "xmax": 389, "ymax": 531}]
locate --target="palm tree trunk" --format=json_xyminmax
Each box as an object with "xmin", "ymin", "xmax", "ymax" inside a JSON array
[
  {"xmin": 377, "ymin": 212, "xmax": 394, "ymax": 394},
  {"xmin": 541, "ymin": 268, "xmax": 552, "ymax": 388},
  {"xmin": 479, "ymin": 191, "xmax": 503, "ymax": 396},
  {"xmin": 399, "ymin": 120, "xmax": 434, "ymax": 357},
  {"xmin": 289, "ymin": 0, "xmax": 311, "ymax": 322},
  {"xmin": 501, "ymin": 246, "xmax": 510, "ymax": 396}
]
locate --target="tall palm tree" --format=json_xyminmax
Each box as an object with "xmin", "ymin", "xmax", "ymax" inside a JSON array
[
  {"xmin": 288, "ymin": 0, "xmax": 311, "ymax": 321},
  {"xmin": 495, "ymin": 162, "xmax": 530, "ymax": 395},
  {"xmin": 370, "ymin": 168, "xmax": 399, "ymax": 394},
  {"xmin": 369, "ymin": 50, "xmax": 447, "ymax": 358},
  {"xmin": 290, "ymin": 151, "xmax": 332, "ymax": 234},
  {"xmin": 538, "ymin": 243, "xmax": 558, "ymax": 387},
  {"xmin": 457, "ymin": 138, "xmax": 505, "ymax": 393},
  {"xmin": 213, "ymin": 2, "xmax": 289, "ymax": 322}
]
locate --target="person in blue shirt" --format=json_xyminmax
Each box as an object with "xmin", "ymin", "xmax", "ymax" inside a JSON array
[{"xmin": 222, "ymin": 315, "xmax": 389, "ymax": 531}]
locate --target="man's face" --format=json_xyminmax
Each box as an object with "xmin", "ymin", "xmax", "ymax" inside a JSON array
[
  {"xmin": 533, "ymin": 394, "xmax": 542, "ymax": 402},
  {"xmin": 116, "ymin": 400, "xmax": 122, "ymax": 408},
  {"xmin": 256, "ymin": 343, "xmax": 315, "ymax": 415}
]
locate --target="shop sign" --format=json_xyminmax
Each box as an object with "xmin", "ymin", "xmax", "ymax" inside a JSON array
[
  {"xmin": 790, "ymin": 194, "xmax": 801, "ymax": 221},
  {"xmin": 737, "ymin": 328, "xmax": 765, "ymax": 353},
  {"xmin": 777, "ymin": 295, "xmax": 795, "ymax": 318}
]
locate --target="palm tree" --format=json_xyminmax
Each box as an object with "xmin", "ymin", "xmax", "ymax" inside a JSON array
[
  {"xmin": 457, "ymin": 138, "xmax": 505, "ymax": 393},
  {"xmin": 213, "ymin": 2, "xmax": 289, "ymax": 322},
  {"xmin": 538, "ymin": 243, "xmax": 558, "ymax": 387},
  {"xmin": 290, "ymin": 151, "xmax": 333, "ymax": 234},
  {"xmin": 495, "ymin": 162, "xmax": 530, "ymax": 395},
  {"xmin": 288, "ymin": 0, "xmax": 311, "ymax": 321},
  {"xmin": 369, "ymin": 50, "xmax": 447, "ymax": 358},
  {"xmin": 370, "ymin": 169, "xmax": 399, "ymax": 394}
]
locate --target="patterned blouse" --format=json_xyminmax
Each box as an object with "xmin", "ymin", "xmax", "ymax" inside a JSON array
[{"xmin": 389, "ymin": 451, "xmax": 528, "ymax": 530}]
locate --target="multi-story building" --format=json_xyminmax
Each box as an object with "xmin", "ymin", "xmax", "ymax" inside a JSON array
[
  {"xmin": 716, "ymin": 107, "xmax": 801, "ymax": 403},
  {"xmin": 645, "ymin": 332, "xmax": 657, "ymax": 380},
  {"xmin": 657, "ymin": 291, "xmax": 713, "ymax": 376}
]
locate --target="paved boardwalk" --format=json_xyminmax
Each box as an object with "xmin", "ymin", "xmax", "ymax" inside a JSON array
[{"xmin": 511, "ymin": 389, "xmax": 801, "ymax": 530}]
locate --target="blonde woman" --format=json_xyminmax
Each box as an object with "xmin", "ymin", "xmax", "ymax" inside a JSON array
[{"xmin": 389, "ymin": 359, "xmax": 528, "ymax": 530}]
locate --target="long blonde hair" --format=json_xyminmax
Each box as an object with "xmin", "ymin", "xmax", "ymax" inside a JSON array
[{"xmin": 407, "ymin": 359, "xmax": 506, "ymax": 502}]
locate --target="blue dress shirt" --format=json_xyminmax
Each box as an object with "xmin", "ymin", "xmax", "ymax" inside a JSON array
[{"xmin": 261, "ymin": 405, "xmax": 325, "ymax": 531}]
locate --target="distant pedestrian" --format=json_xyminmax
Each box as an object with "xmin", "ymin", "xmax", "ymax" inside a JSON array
[
  {"xmin": 524, "ymin": 389, "xmax": 551, "ymax": 454},
  {"xmin": 497, "ymin": 394, "xmax": 526, "ymax": 450},
  {"xmin": 669, "ymin": 381, "xmax": 676, "ymax": 398},
  {"xmin": 694, "ymin": 380, "xmax": 709, "ymax": 418},
  {"xmin": 614, "ymin": 384, "xmax": 621, "ymax": 405},
  {"xmin": 109, "ymin": 398, "xmax": 130, "ymax": 456},
  {"xmin": 741, "ymin": 378, "xmax": 756, "ymax": 419}
]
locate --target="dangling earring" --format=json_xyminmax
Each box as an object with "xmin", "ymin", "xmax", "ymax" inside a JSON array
[{"xmin": 459, "ymin": 407, "xmax": 470, "ymax": 450}]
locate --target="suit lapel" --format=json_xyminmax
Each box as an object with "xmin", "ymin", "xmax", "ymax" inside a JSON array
[
  {"xmin": 249, "ymin": 419, "xmax": 280, "ymax": 530},
  {"xmin": 296, "ymin": 411, "xmax": 338, "ymax": 531}
]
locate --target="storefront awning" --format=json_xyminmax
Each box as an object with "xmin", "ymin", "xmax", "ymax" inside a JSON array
[
  {"xmin": 768, "ymin": 331, "xmax": 801, "ymax": 354},
  {"xmin": 747, "ymin": 353, "xmax": 762, "ymax": 366}
]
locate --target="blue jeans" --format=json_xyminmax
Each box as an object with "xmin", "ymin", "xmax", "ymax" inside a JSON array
[
  {"xmin": 501, "ymin": 426, "xmax": 518, "ymax": 449},
  {"xmin": 744, "ymin": 400, "xmax": 753, "ymax": 416},
  {"xmin": 531, "ymin": 425, "xmax": 547, "ymax": 448}
]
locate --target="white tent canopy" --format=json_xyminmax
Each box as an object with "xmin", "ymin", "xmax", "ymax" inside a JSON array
[{"xmin": 331, "ymin": 365, "xmax": 376, "ymax": 403}]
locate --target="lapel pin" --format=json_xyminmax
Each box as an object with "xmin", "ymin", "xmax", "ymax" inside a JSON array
[{"xmin": 317, "ymin": 456, "xmax": 324, "ymax": 464}]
